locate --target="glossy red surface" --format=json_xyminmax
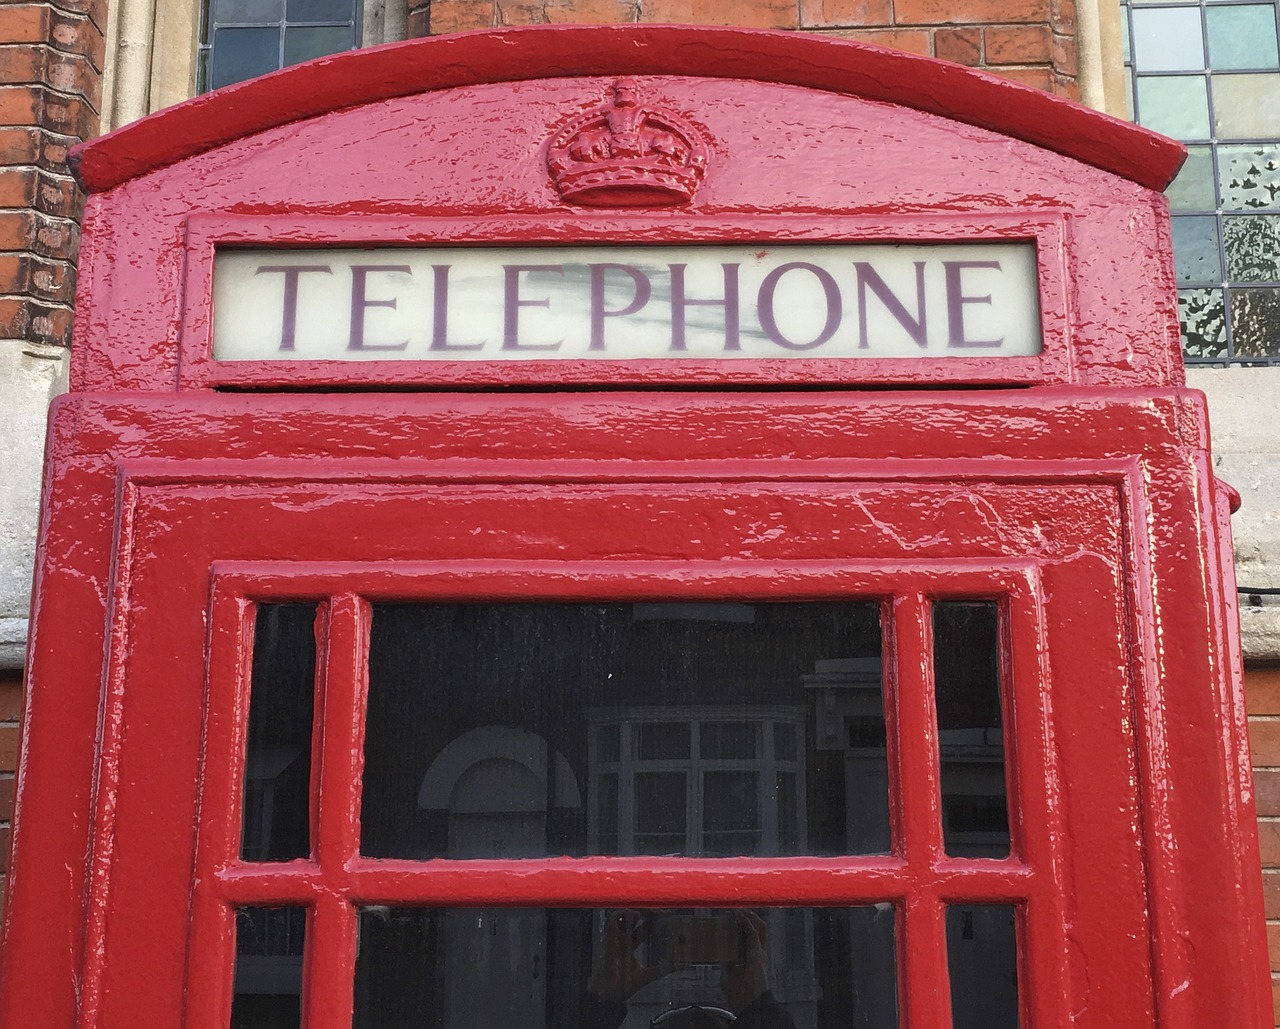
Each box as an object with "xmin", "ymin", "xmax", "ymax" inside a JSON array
[{"xmin": 2, "ymin": 24, "xmax": 1266, "ymax": 1029}]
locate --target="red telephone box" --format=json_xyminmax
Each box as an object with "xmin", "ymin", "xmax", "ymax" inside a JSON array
[{"xmin": 0, "ymin": 25, "xmax": 1269, "ymax": 1029}]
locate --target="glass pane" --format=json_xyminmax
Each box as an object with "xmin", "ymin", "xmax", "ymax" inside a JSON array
[
  {"xmin": 596, "ymin": 772, "xmax": 619, "ymax": 855},
  {"xmin": 1223, "ymin": 214, "xmax": 1280, "ymax": 281},
  {"xmin": 1179, "ymin": 287, "xmax": 1229, "ymax": 358},
  {"xmin": 242, "ymin": 604, "xmax": 315, "ymax": 861},
  {"xmin": 1166, "ymin": 145, "xmax": 1216, "ymax": 210},
  {"xmin": 287, "ymin": 0, "xmax": 356, "ymax": 19},
  {"xmin": 1135, "ymin": 75, "xmax": 1211, "ymax": 137},
  {"xmin": 361, "ymin": 602, "xmax": 888, "ymax": 859},
  {"xmin": 1172, "ymin": 214, "xmax": 1224, "ymax": 284},
  {"xmin": 213, "ymin": 0, "xmax": 284, "ymax": 22},
  {"xmin": 933, "ymin": 602, "xmax": 1010, "ymax": 859},
  {"xmin": 1219, "ymin": 145, "xmax": 1280, "ymax": 210},
  {"xmin": 283, "ymin": 24, "xmax": 353, "ymax": 66},
  {"xmin": 946, "ymin": 905, "xmax": 1019, "ymax": 1029},
  {"xmin": 701, "ymin": 722, "xmax": 758, "ymax": 759},
  {"xmin": 638, "ymin": 722, "xmax": 691, "ymax": 761},
  {"xmin": 231, "ymin": 906, "xmax": 305, "ymax": 1029},
  {"xmin": 1213, "ymin": 73, "xmax": 1280, "ymax": 138},
  {"xmin": 1121, "ymin": 11, "xmax": 1131, "ymax": 64},
  {"xmin": 1131, "ymin": 7, "xmax": 1205, "ymax": 71},
  {"xmin": 1206, "ymin": 5, "xmax": 1280, "ymax": 70},
  {"xmin": 352, "ymin": 906, "xmax": 899, "ymax": 1029},
  {"xmin": 1229, "ymin": 287, "xmax": 1280, "ymax": 357},
  {"xmin": 209, "ymin": 26, "xmax": 281, "ymax": 89}
]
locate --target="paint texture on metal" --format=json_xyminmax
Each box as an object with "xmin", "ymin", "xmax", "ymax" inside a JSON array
[{"xmin": 0, "ymin": 23, "xmax": 1266, "ymax": 1029}]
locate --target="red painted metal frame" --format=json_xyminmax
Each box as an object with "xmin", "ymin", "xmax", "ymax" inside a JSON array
[
  {"xmin": 182, "ymin": 212, "xmax": 1072, "ymax": 389},
  {"xmin": 71, "ymin": 26, "xmax": 1184, "ymax": 194},
  {"xmin": 185, "ymin": 563, "xmax": 1060, "ymax": 1029}
]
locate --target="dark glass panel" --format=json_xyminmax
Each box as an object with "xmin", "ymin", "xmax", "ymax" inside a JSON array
[
  {"xmin": 287, "ymin": 0, "xmax": 356, "ymax": 19},
  {"xmin": 231, "ymin": 906, "xmax": 305, "ymax": 1029},
  {"xmin": 933, "ymin": 602, "xmax": 1010, "ymax": 858},
  {"xmin": 213, "ymin": 0, "xmax": 284, "ymax": 23},
  {"xmin": 1172, "ymin": 215, "xmax": 1224, "ymax": 285},
  {"xmin": 352, "ymin": 906, "xmax": 898, "ymax": 1029},
  {"xmin": 283, "ymin": 24, "xmax": 354, "ymax": 66},
  {"xmin": 361, "ymin": 602, "xmax": 887, "ymax": 859},
  {"xmin": 242, "ymin": 604, "xmax": 316, "ymax": 861},
  {"xmin": 946, "ymin": 905, "xmax": 1019, "ymax": 1029},
  {"xmin": 209, "ymin": 26, "xmax": 281, "ymax": 89}
]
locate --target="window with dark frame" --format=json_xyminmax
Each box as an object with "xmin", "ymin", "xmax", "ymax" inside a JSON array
[
  {"xmin": 199, "ymin": 0, "xmax": 363, "ymax": 94},
  {"xmin": 225, "ymin": 595, "xmax": 1024, "ymax": 1029}
]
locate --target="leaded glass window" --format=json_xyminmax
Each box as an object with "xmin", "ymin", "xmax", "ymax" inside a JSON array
[
  {"xmin": 1122, "ymin": 0, "xmax": 1280, "ymax": 363},
  {"xmin": 199, "ymin": 0, "xmax": 363, "ymax": 93}
]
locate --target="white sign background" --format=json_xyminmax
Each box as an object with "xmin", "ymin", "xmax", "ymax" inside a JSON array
[{"xmin": 212, "ymin": 243, "xmax": 1042, "ymax": 361}]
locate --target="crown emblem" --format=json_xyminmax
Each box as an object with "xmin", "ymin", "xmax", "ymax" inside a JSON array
[{"xmin": 547, "ymin": 79, "xmax": 709, "ymax": 208}]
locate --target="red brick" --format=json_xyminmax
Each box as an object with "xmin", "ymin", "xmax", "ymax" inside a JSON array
[
  {"xmin": 991, "ymin": 65, "xmax": 1055, "ymax": 91},
  {"xmin": 544, "ymin": 0, "xmax": 639, "ymax": 23},
  {"xmin": 1260, "ymin": 820, "xmax": 1280, "ymax": 866},
  {"xmin": 1269, "ymin": 922, "xmax": 1280, "ymax": 972},
  {"xmin": 0, "ymin": 727, "xmax": 16, "ymax": 769},
  {"xmin": 1052, "ymin": 30, "xmax": 1076, "ymax": 77},
  {"xmin": 816, "ymin": 27, "xmax": 933, "ymax": 56},
  {"xmin": 895, "ymin": 0, "xmax": 1046, "ymax": 26},
  {"xmin": 0, "ymin": 125, "xmax": 73, "ymax": 169},
  {"xmin": 0, "ymin": 254, "xmax": 76, "ymax": 304},
  {"xmin": 639, "ymin": 0, "xmax": 797, "ymax": 30},
  {"xmin": 0, "ymin": 5, "xmax": 51, "ymax": 45},
  {"xmin": 0, "ymin": 778, "xmax": 12, "ymax": 822},
  {"xmin": 1052, "ymin": 74, "xmax": 1077, "ymax": 101},
  {"xmin": 935, "ymin": 26, "xmax": 982, "ymax": 65},
  {"xmin": 0, "ymin": 825, "xmax": 9, "ymax": 873},
  {"xmin": 0, "ymin": 679, "xmax": 20, "ymax": 722},
  {"xmin": 49, "ymin": 10, "xmax": 105, "ymax": 71},
  {"xmin": 0, "ymin": 45, "xmax": 102, "ymax": 109},
  {"xmin": 0, "ymin": 210, "xmax": 79, "ymax": 260},
  {"xmin": 985, "ymin": 24, "xmax": 1051, "ymax": 64},
  {"xmin": 1254, "ymin": 719, "xmax": 1280, "ymax": 767},
  {"xmin": 496, "ymin": 0, "xmax": 549, "ymax": 23},
  {"xmin": 0, "ymin": 296, "xmax": 74, "ymax": 346},
  {"xmin": 1249, "ymin": 668, "xmax": 1280, "ymax": 717},
  {"xmin": 427, "ymin": 0, "xmax": 496, "ymax": 33},
  {"xmin": 799, "ymin": 0, "xmax": 892, "ymax": 29},
  {"xmin": 1266, "ymin": 870, "xmax": 1280, "ymax": 917},
  {"xmin": 1259, "ymin": 771, "xmax": 1280, "ymax": 818}
]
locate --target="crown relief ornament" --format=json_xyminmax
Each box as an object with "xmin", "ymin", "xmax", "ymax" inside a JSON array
[{"xmin": 547, "ymin": 79, "xmax": 710, "ymax": 208}]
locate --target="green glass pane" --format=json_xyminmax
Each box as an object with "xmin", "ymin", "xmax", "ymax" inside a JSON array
[
  {"xmin": 1172, "ymin": 215, "xmax": 1223, "ymax": 283},
  {"xmin": 287, "ymin": 0, "xmax": 356, "ymax": 20},
  {"xmin": 1223, "ymin": 215, "xmax": 1280, "ymax": 281},
  {"xmin": 1206, "ymin": 6, "xmax": 1280, "ymax": 71},
  {"xmin": 1214, "ymin": 73, "xmax": 1280, "ymax": 138},
  {"xmin": 1179, "ymin": 288, "xmax": 1227, "ymax": 359},
  {"xmin": 212, "ymin": 0, "xmax": 283, "ymax": 22},
  {"xmin": 1137, "ymin": 76, "xmax": 1211, "ymax": 138},
  {"xmin": 1229, "ymin": 287, "xmax": 1280, "ymax": 356},
  {"xmin": 283, "ymin": 24, "xmax": 353, "ymax": 65},
  {"xmin": 1132, "ymin": 8, "xmax": 1206, "ymax": 71},
  {"xmin": 1167, "ymin": 146, "xmax": 1216, "ymax": 210},
  {"xmin": 1219, "ymin": 145, "xmax": 1280, "ymax": 209}
]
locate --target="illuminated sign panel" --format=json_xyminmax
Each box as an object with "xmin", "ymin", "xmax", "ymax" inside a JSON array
[{"xmin": 212, "ymin": 243, "xmax": 1042, "ymax": 361}]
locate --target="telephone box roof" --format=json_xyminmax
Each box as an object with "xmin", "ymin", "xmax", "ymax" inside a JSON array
[{"xmin": 71, "ymin": 25, "xmax": 1185, "ymax": 193}]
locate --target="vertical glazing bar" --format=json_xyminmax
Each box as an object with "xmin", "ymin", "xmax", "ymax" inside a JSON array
[
  {"xmin": 890, "ymin": 593, "xmax": 951, "ymax": 1029},
  {"xmin": 305, "ymin": 593, "xmax": 368, "ymax": 1029}
]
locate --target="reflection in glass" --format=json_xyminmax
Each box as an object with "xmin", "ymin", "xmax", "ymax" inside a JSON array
[
  {"xmin": 946, "ymin": 905, "xmax": 1018, "ymax": 1029},
  {"xmin": 284, "ymin": 24, "xmax": 354, "ymax": 66},
  {"xmin": 360, "ymin": 603, "xmax": 888, "ymax": 859},
  {"xmin": 208, "ymin": 26, "xmax": 281, "ymax": 90},
  {"xmin": 242, "ymin": 604, "xmax": 316, "ymax": 861},
  {"xmin": 352, "ymin": 906, "xmax": 898, "ymax": 1029},
  {"xmin": 1178, "ymin": 288, "xmax": 1228, "ymax": 358},
  {"xmin": 933, "ymin": 602, "xmax": 1010, "ymax": 859},
  {"xmin": 231, "ymin": 906, "xmax": 305, "ymax": 1029}
]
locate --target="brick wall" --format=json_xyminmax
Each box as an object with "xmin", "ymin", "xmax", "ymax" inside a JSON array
[
  {"xmin": 0, "ymin": 1, "xmax": 103, "ymax": 350},
  {"xmin": 1248, "ymin": 665, "xmax": 1280, "ymax": 1024},
  {"xmin": 0, "ymin": 671, "xmax": 17, "ymax": 917},
  {"xmin": 407, "ymin": 0, "xmax": 1079, "ymax": 98}
]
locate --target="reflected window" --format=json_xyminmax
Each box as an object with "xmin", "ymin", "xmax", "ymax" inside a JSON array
[
  {"xmin": 359, "ymin": 602, "xmax": 890, "ymax": 860},
  {"xmin": 199, "ymin": 0, "xmax": 362, "ymax": 92},
  {"xmin": 352, "ymin": 906, "xmax": 899, "ymax": 1029},
  {"xmin": 231, "ymin": 906, "xmax": 305, "ymax": 1029}
]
